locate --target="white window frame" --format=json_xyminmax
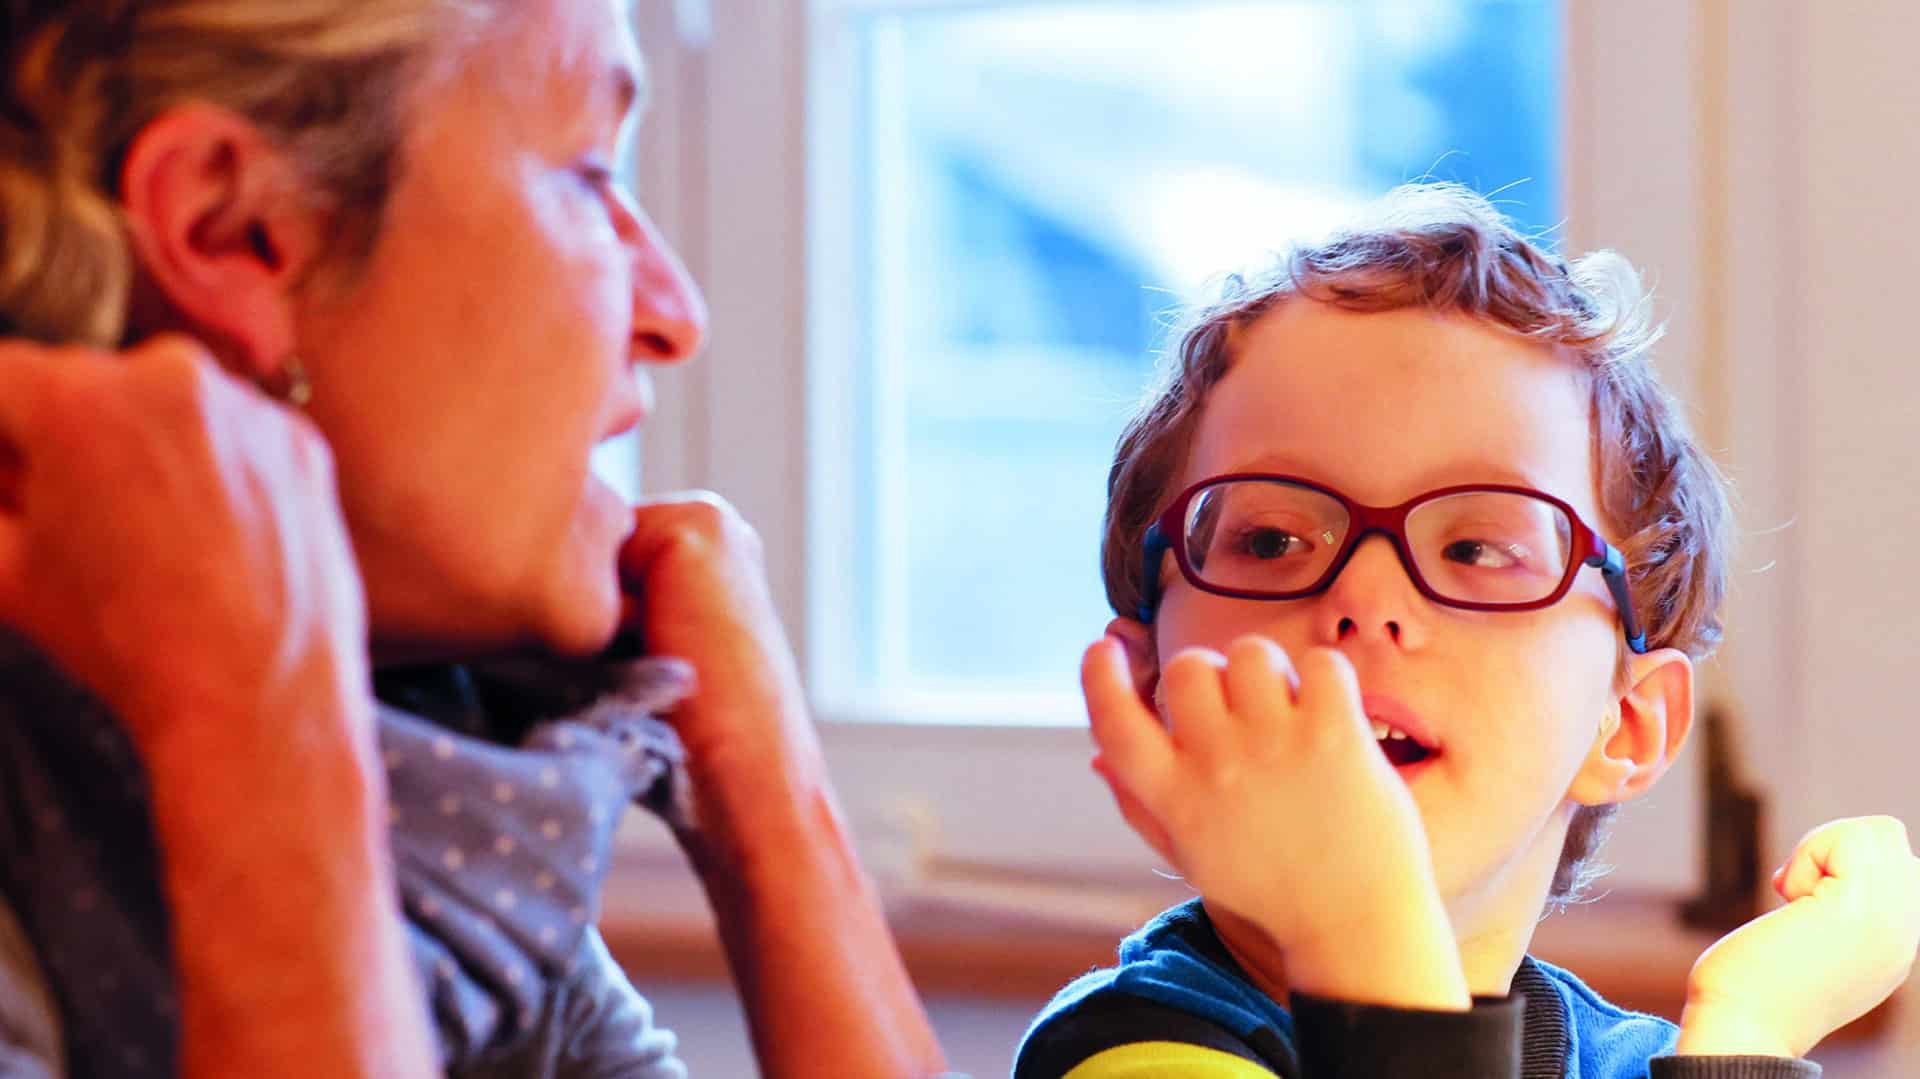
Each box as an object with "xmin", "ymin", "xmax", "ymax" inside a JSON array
[{"xmin": 623, "ymin": 0, "xmax": 1759, "ymax": 908}]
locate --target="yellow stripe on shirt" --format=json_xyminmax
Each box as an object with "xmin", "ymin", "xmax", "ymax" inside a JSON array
[{"xmin": 1061, "ymin": 1041, "xmax": 1279, "ymax": 1078}]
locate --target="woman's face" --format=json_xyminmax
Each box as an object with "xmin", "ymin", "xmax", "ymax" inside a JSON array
[{"xmin": 295, "ymin": 0, "xmax": 706, "ymax": 660}]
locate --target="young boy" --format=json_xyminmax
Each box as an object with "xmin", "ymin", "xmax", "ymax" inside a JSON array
[{"xmin": 1015, "ymin": 184, "xmax": 1920, "ymax": 1079}]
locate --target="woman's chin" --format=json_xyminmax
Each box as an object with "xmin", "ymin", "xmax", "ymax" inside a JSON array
[{"xmin": 532, "ymin": 571, "xmax": 624, "ymax": 659}]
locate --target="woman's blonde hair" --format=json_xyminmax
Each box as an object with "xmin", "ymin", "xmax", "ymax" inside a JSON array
[
  {"xmin": 1102, "ymin": 183, "xmax": 1733, "ymax": 902},
  {"xmin": 1, "ymin": 0, "xmax": 492, "ymax": 347}
]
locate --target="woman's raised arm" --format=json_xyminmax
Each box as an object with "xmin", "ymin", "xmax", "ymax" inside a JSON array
[{"xmin": 0, "ymin": 336, "xmax": 438, "ymax": 1078}]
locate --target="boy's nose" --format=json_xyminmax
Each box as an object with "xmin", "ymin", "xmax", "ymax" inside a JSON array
[{"xmin": 1316, "ymin": 534, "xmax": 1426, "ymax": 650}]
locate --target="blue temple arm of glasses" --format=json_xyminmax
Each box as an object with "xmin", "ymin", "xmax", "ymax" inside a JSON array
[
  {"xmin": 1138, "ymin": 524, "xmax": 1170, "ymax": 624},
  {"xmin": 1588, "ymin": 544, "xmax": 1650, "ymax": 654}
]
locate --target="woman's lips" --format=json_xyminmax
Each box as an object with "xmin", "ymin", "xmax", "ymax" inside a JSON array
[{"xmin": 599, "ymin": 374, "xmax": 655, "ymax": 443}]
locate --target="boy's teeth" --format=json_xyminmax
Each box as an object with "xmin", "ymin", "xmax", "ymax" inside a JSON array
[
  {"xmin": 1387, "ymin": 729, "xmax": 1409, "ymax": 741},
  {"xmin": 1370, "ymin": 720, "xmax": 1391, "ymax": 740}
]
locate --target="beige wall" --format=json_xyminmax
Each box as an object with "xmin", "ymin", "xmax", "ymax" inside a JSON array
[{"xmin": 1793, "ymin": 0, "xmax": 1920, "ymax": 830}]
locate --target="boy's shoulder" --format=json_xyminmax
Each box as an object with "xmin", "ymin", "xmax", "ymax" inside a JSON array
[
  {"xmin": 1518, "ymin": 955, "xmax": 1680, "ymax": 1076},
  {"xmin": 1016, "ymin": 900, "xmax": 1687, "ymax": 1079},
  {"xmin": 1014, "ymin": 899, "xmax": 1299, "ymax": 1079}
]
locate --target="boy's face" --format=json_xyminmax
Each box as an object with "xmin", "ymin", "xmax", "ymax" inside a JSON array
[{"xmin": 1151, "ymin": 300, "xmax": 1655, "ymax": 925}]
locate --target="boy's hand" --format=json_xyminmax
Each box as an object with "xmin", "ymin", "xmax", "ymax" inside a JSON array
[
  {"xmin": 1082, "ymin": 634, "xmax": 1469, "ymax": 1009},
  {"xmin": 1677, "ymin": 816, "xmax": 1920, "ymax": 1058}
]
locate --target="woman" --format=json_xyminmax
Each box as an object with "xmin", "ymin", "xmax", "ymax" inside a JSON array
[{"xmin": 0, "ymin": 1, "xmax": 947, "ymax": 1076}]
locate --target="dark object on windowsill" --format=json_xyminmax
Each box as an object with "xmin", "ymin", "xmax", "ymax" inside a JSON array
[{"xmin": 1680, "ymin": 702, "xmax": 1764, "ymax": 932}]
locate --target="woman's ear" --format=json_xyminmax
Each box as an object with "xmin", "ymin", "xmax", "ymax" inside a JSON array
[
  {"xmin": 1103, "ymin": 616, "xmax": 1160, "ymax": 713},
  {"xmin": 118, "ymin": 102, "xmax": 329, "ymax": 380},
  {"xmin": 1567, "ymin": 647, "xmax": 1695, "ymax": 807}
]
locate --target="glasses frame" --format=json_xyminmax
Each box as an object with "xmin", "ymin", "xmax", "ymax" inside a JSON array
[{"xmin": 1138, "ymin": 473, "xmax": 1649, "ymax": 654}]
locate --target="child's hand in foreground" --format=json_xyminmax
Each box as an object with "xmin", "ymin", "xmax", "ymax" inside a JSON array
[
  {"xmin": 1677, "ymin": 816, "xmax": 1920, "ymax": 1058},
  {"xmin": 1081, "ymin": 633, "xmax": 1469, "ymax": 1009}
]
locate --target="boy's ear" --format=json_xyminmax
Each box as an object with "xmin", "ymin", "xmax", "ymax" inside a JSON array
[
  {"xmin": 1104, "ymin": 616, "xmax": 1160, "ymax": 711},
  {"xmin": 118, "ymin": 102, "xmax": 328, "ymax": 380},
  {"xmin": 1567, "ymin": 647, "xmax": 1695, "ymax": 808}
]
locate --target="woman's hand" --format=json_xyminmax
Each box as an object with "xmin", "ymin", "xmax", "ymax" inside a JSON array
[
  {"xmin": 1082, "ymin": 634, "xmax": 1469, "ymax": 1009},
  {"xmin": 0, "ymin": 334, "xmax": 368, "ymax": 749},
  {"xmin": 0, "ymin": 337, "xmax": 432, "ymax": 1075},
  {"xmin": 618, "ymin": 492, "xmax": 823, "ymax": 804},
  {"xmin": 617, "ymin": 492, "xmax": 949, "ymax": 1079},
  {"xmin": 1678, "ymin": 816, "xmax": 1920, "ymax": 1058}
]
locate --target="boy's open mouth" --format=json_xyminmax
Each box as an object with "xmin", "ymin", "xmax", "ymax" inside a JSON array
[{"xmin": 1370, "ymin": 719, "xmax": 1435, "ymax": 767}]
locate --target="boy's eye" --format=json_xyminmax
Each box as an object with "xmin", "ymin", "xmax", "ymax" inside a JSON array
[
  {"xmin": 1233, "ymin": 527, "xmax": 1307, "ymax": 559},
  {"xmin": 1441, "ymin": 538, "xmax": 1525, "ymax": 569}
]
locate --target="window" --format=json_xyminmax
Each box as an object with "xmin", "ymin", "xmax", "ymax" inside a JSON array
[
  {"xmin": 630, "ymin": 0, "xmax": 1708, "ymax": 896},
  {"xmin": 813, "ymin": 1, "xmax": 1564, "ymax": 724}
]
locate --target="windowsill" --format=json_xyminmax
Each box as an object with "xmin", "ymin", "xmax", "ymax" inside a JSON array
[{"xmin": 600, "ymin": 872, "xmax": 1897, "ymax": 1044}]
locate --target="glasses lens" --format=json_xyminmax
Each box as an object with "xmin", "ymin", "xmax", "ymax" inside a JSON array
[
  {"xmin": 1183, "ymin": 480, "xmax": 1349, "ymax": 595},
  {"xmin": 1406, "ymin": 491, "xmax": 1573, "ymax": 605}
]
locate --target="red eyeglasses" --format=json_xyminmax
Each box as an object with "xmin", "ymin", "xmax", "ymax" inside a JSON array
[{"xmin": 1138, "ymin": 474, "xmax": 1648, "ymax": 653}]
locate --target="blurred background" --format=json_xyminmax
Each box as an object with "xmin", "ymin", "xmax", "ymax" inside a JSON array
[{"xmin": 591, "ymin": 1, "xmax": 1920, "ymax": 1074}]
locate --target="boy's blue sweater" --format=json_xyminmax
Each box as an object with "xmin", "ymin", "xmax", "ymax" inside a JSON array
[{"xmin": 1014, "ymin": 899, "xmax": 1819, "ymax": 1079}]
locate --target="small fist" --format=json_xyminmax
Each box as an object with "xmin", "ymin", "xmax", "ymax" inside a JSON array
[{"xmin": 1679, "ymin": 816, "xmax": 1920, "ymax": 1058}]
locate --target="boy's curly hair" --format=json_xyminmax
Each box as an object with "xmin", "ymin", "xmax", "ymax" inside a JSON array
[{"xmin": 1100, "ymin": 183, "xmax": 1733, "ymax": 902}]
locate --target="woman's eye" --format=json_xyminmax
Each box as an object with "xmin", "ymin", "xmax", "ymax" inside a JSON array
[
  {"xmin": 578, "ymin": 163, "xmax": 616, "ymax": 191},
  {"xmin": 1442, "ymin": 538, "xmax": 1523, "ymax": 569},
  {"xmin": 1234, "ymin": 527, "xmax": 1305, "ymax": 559}
]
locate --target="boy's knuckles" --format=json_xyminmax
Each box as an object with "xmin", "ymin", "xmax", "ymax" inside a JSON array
[
  {"xmin": 1296, "ymin": 647, "xmax": 1356, "ymax": 688},
  {"xmin": 1163, "ymin": 648, "xmax": 1226, "ymax": 685},
  {"xmin": 1867, "ymin": 815, "xmax": 1911, "ymax": 847},
  {"xmin": 1224, "ymin": 635, "xmax": 1281, "ymax": 669}
]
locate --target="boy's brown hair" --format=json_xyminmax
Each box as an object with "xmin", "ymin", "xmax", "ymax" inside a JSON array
[{"xmin": 1100, "ymin": 183, "xmax": 1733, "ymax": 901}]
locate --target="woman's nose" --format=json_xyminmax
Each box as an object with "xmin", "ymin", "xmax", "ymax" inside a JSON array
[{"xmin": 626, "ymin": 205, "xmax": 708, "ymax": 365}]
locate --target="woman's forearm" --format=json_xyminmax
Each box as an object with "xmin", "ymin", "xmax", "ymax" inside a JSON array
[
  {"xmin": 140, "ymin": 689, "xmax": 437, "ymax": 1079},
  {"xmin": 680, "ymin": 763, "xmax": 946, "ymax": 1079}
]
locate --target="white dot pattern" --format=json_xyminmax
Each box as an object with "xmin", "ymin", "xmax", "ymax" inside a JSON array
[{"xmin": 0, "ymin": 642, "xmax": 693, "ymax": 1074}]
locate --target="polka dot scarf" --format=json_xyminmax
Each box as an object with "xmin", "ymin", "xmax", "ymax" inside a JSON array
[{"xmin": 0, "ymin": 632, "xmax": 695, "ymax": 1076}]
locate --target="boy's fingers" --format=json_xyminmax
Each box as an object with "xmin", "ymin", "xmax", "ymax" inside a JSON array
[
  {"xmin": 1796, "ymin": 817, "xmax": 1900, "ymax": 881},
  {"xmin": 1082, "ymin": 638, "xmax": 1174, "ymax": 801},
  {"xmin": 1093, "ymin": 755, "xmax": 1176, "ymax": 865},
  {"xmin": 1159, "ymin": 646, "xmax": 1233, "ymax": 762},
  {"xmin": 1779, "ymin": 848, "xmax": 1825, "ymax": 901},
  {"xmin": 1102, "ymin": 616, "xmax": 1161, "ymax": 708},
  {"xmin": 1222, "ymin": 635, "xmax": 1297, "ymax": 727},
  {"xmin": 1294, "ymin": 647, "xmax": 1368, "ymax": 744}
]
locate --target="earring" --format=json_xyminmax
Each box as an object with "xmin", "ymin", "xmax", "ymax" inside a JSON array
[{"xmin": 269, "ymin": 355, "xmax": 312, "ymax": 408}]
